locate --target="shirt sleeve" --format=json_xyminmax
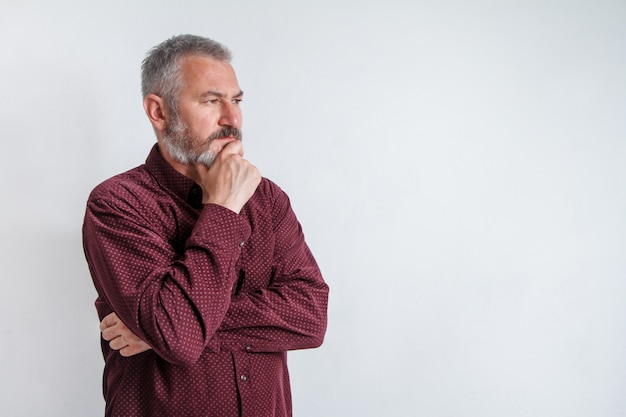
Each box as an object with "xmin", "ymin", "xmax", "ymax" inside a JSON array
[
  {"xmin": 83, "ymin": 191, "xmax": 250, "ymax": 365},
  {"xmin": 214, "ymin": 187, "xmax": 329, "ymax": 353}
]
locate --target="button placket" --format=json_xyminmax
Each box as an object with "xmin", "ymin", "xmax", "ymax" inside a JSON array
[{"xmin": 232, "ymin": 352, "xmax": 253, "ymax": 415}]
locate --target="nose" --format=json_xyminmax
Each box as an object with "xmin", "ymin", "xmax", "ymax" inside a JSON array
[{"xmin": 218, "ymin": 101, "xmax": 241, "ymax": 128}]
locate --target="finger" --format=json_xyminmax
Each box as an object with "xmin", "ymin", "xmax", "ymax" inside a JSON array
[
  {"xmin": 99, "ymin": 312, "xmax": 119, "ymax": 332},
  {"xmin": 101, "ymin": 316, "xmax": 129, "ymax": 342},
  {"xmin": 108, "ymin": 336, "xmax": 128, "ymax": 351},
  {"xmin": 101, "ymin": 325, "xmax": 120, "ymax": 342},
  {"xmin": 220, "ymin": 139, "xmax": 244, "ymax": 157},
  {"xmin": 119, "ymin": 341, "xmax": 152, "ymax": 357}
]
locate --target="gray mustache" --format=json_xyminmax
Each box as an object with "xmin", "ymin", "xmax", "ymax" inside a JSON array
[{"xmin": 208, "ymin": 127, "xmax": 242, "ymax": 141}]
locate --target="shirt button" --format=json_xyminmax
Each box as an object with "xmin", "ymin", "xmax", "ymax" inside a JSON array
[
  {"xmin": 240, "ymin": 375, "xmax": 248, "ymax": 381},
  {"xmin": 245, "ymin": 345, "xmax": 252, "ymax": 351},
  {"xmin": 239, "ymin": 241, "xmax": 245, "ymax": 247}
]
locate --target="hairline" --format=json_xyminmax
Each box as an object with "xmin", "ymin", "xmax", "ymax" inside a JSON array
[{"xmin": 141, "ymin": 35, "xmax": 233, "ymax": 114}]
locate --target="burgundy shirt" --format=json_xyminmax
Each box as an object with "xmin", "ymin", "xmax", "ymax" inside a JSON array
[{"xmin": 83, "ymin": 145, "xmax": 329, "ymax": 417}]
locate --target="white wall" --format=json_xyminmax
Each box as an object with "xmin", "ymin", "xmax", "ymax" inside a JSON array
[{"xmin": 1, "ymin": 1, "xmax": 625, "ymax": 416}]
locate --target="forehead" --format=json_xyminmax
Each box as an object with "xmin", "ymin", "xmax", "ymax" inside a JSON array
[{"xmin": 178, "ymin": 55, "xmax": 240, "ymax": 94}]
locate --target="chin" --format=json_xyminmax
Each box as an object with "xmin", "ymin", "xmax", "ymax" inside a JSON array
[{"xmin": 198, "ymin": 151, "xmax": 218, "ymax": 168}]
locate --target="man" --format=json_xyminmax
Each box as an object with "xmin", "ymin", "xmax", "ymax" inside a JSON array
[{"xmin": 82, "ymin": 34, "xmax": 329, "ymax": 417}]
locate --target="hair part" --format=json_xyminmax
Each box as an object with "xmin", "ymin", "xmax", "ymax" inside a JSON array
[{"xmin": 141, "ymin": 34, "xmax": 232, "ymax": 112}]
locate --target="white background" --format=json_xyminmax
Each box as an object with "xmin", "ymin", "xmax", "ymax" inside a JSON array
[{"xmin": 1, "ymin": 1, "xmax": 625, "ymax": 416}]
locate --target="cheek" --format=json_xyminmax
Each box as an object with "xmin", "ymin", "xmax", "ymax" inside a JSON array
[{"xmin": 188, "ymin": 116, "xmax": 218, "ymax": 139}]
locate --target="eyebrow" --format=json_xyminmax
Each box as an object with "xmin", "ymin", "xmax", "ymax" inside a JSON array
[{"xmin": 199, "ymin": 90, "xmax": 244, "ymax": 99}]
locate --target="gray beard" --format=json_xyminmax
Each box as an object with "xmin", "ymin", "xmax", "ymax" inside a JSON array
[{"xmin": 162, "ymin": 116, "xmax": 242, "ymax": 168}]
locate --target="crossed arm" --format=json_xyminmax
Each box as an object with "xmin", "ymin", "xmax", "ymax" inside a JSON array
[
  {"xmin": 88, "ymin": 184, "xmax": 327, "ymax": 362},
  {"xmin": 88, "ymin": 201, "xmax": 327, "ymax": 363},
  {"xmin": 86, "ymin": 143, "xmax": 327, "ymax": 363}
]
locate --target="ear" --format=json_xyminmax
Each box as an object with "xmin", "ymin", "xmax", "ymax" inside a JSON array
[{"xmin": 143, "ymin": 94, "xmax": 169, "ymax": 134}]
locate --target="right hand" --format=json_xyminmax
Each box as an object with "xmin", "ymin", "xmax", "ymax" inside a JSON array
[{"xmin": 199, "ymin": 140, "xmax": 261, "ymax": 213}]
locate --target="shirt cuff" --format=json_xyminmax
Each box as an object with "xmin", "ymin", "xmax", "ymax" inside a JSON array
[{"xmin": 190, "ymin": 203, "xmax": 252, "ymax": 250}]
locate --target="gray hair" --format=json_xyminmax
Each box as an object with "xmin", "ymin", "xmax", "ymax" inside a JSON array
[{"xmin": 141, "ymin": 34, "xmax": 232, "ymax": 112}]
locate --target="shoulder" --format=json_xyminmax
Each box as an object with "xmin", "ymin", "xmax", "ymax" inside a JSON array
[
  {"xmin": 246, "ymin": 178, "xmax": 300, "ymax": 227},
  {"xmin": 253, "ymin": 177, "xmax": 292, "ymax": 206},
  {"xmin": 87, "ymin": 165, "xmax": 157, "ymax": 210},
  {"xmin": 257, "ymin": 177, "xmax": 283, "ymax": 196}
]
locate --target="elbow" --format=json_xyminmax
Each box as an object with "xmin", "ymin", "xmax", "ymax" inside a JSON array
[
  {"xmin": 311, "ymin": 285, "xmax": 329, "ymax": 348},
  {"xmin": 311, "ymin": 315, "xmax": 328, "ymax": 348},
  {"xmin": 152, "ymin": 335, "xmax": 206, "ymax": 366},
  {"xmin": 147, "ymin": 315, "xmax": 220, "ymax": 366},
  {"xmin": 314, "ymin": 285, "xmax": 329, "ymax": 347},
  {"xmin": 308, "ymin": 332, "xmax": 326, "ymax": 349},
  {"xmin": 167, "ymin": 348, "xmax": 204, "ymax": 366},
  {"xmin": 303, "ymin": 294, "xmax": 329, "ymax": 349},
  {"xmin": 143, "ymin": 287, "xmax": 225, "ymax": 365},
  {"xmin": 294, "ymin": 319, "xmax": 327, "ymax": 350}
]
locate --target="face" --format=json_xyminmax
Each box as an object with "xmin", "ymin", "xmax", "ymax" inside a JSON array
[{"xmin": 163, "ymin": 55, "xmax": 243, "ymax": 167}]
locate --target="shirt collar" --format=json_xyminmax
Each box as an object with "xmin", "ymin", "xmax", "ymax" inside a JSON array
[{"xmin": 145, "ymin": 144, "xmax": 203, "ymax": 208}]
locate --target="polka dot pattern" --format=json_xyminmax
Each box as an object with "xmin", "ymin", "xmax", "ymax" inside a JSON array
[{"xmin": 83, "ymin": 145, "xmax": 329, "ymax": 416}]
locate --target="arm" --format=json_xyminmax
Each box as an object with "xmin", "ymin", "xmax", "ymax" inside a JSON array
[
  {"xmin": 85, "ymin": 199, "xmax": 248, "ymax": 364},
  {"xmin": 85, "ymin": 142, "xmax": 261, "ymax": 365},
  {"xmin": 99, "ymin": 185, "xmax": 328, "ymax": 356},
  {"xmin": 215, "ymin": 189, "xmax": 329, "ymax": 352}
]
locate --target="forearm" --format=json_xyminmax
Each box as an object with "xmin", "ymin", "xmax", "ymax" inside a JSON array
[
  {"xmin": 210, "ymin": 184, "xmax": 329, "ymax": 353},
  {"xmin": 90, "ymin": 178, "xmax": 329, "ymax": 359},
  {"xmin": 215, "ymin": 243, "xmax": 329, "ymax": 352},
  {"xmin": 84, "ymin": 201, "xmax": 249, "ymax": 365},
  {"xmin": 215, "ymin": 279, "xmax": 329, "ymax": 352}
]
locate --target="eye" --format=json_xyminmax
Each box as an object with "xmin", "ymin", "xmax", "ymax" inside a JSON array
[{"xmin": 232, "ymin": 98, "xmax": 243, "ymax": 105}]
